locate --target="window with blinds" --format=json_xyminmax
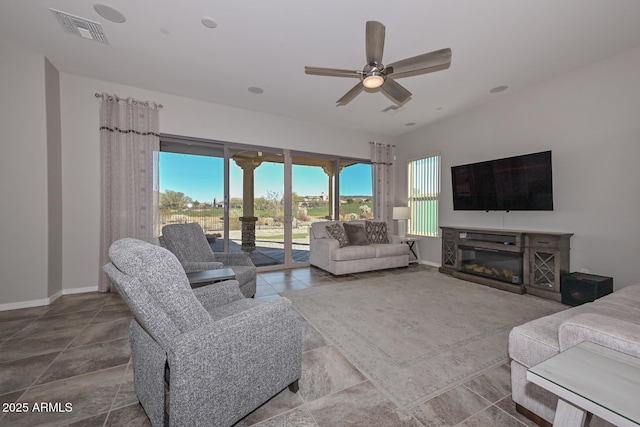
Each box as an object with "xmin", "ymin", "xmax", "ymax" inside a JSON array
[{"xmin": 408, "ymin": 154, "xmax": 440, "ymax": 236}]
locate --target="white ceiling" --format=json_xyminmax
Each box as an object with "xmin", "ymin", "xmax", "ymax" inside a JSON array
[{"xmin": 2, "ymin": 1, "xmax": 640, "ymax": 137}]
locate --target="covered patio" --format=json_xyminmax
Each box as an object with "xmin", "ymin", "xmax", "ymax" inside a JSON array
[{"xmin": 209, "ymin": 235, "xmax": 310, "ymax": 267}]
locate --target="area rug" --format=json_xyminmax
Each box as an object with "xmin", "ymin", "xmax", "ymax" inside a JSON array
[{"xmin": 282, "ymin": 269, "xmax": 565, "ymax": 410}]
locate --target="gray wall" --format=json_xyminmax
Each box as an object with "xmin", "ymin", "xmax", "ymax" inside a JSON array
[
  {"xmin": 0, "ymin": 41, "xmax": 391, "ymax": 307},
  {"xmin": 45, "ymin": 58, "xmax": 63, "ymax": 299},
  {"xmin": 0, "ymin": 41, "xmax": 49, "ymax": 305},
  {"xmin": 396, "ymin": 46, "xmax": 640, "ymax": 289}
]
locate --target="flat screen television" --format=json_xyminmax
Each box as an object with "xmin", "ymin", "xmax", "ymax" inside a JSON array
[{"xmin": 451, "ymin": 150, "xmax": 553, "ymax": 211}]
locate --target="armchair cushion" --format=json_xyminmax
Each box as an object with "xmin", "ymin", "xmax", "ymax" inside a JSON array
[
  {"xmin": 192, "ymin": 279, "xmax": 244, "ymax": 311},
  {"xmin": 161, "ymin": 222, "xmax": 215, "ymax": 263}
]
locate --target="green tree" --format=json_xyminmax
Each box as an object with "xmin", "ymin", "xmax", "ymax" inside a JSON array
[
  {"xmin": 229, "ymin": 197, "xmax": 243, "ymax": 209},
  {"xmin": 160, "ymin": 190, "xmax": 193, "ymax": 210},
  {"xmin": 265, "ymin": 190, "xmax": 283, "ymax": 219},
  {"xmin": 292, "ymin": 192, "xmax": 305, "ymax": 204}
]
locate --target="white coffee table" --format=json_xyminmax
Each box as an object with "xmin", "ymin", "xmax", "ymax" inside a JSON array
[{"xmin": 527, "ymin": 341, "xmax": 640, "ymax": 427}]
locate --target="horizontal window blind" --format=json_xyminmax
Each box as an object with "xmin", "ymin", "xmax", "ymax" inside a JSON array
[{"xmin": 408, "ymin": 154, "xmax": 440, "ymax": 236}]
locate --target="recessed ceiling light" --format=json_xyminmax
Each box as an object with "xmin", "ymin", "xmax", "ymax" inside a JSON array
[
  {"xmin": 248, "ymin": 87, "xmax": 264, "ymax": 94},
  {"xmin": 490, "ymin": 85, "xmax": 509, "ymax": 94},
  {"xmin": 201, "ymin": 17, "xmax": 217, "ymax": 29},
  {"xmin": 405, "ymin": 122, "xmax": 416, "ymax": 126},
  {"xmin": 93, "ymin": 4, "xmax": 126, "ymax": 23}
]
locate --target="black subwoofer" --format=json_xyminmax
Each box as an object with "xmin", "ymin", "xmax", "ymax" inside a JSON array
[{"xmin": 561, "ymin": 272, "xmax": 613, "ymax": 306}]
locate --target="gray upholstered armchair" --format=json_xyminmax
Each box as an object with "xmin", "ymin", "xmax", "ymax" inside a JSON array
[
  {"xmin": 103, "ymin": 238, "xmax": 302, "ymax": 427},
  {"xmin": 159, "ymin": 222, "xmax": 256, "ymax": 298}
]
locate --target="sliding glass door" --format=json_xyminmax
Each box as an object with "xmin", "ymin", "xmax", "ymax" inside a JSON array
[
  {"xmin": 229, "ymin": 148, "xmax": 286, "ymax": 268},
  {"xmin": 160, "ymin": 135, "xmax": 372, "ymax": 270},
  {"xmin": 159, "ymin": 144, "xmax": 227, "ymax": 251},
  {"xmin": 339, "ymin": 162, "xmax": 374, "ymax": 221}
]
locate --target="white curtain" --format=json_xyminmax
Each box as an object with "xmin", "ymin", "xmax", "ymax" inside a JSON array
[
  {"xmin": 98, "ymin": 93, "xmax": 160, "ymax": 292},
  {"xmin": 370, "ymin": 142, "xmax": 396, "ymax": 228}
]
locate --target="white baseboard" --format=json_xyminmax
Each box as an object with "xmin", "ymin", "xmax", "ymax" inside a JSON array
[
  {"xmin": 0, "ymin": 298, "xmax": 50, "ymax": 312},
  {"xmin": 64, "ymin": 286, "xmax": 99, "ymax": 295},
  {"xmin": 0, "ymin": 286, "xmax": 99, "ymax": 312},
  {"xmin": 419, "ymin": 260, "xmax": 441, "ymax": 268}
]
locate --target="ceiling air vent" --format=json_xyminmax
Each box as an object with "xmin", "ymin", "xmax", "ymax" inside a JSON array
[
  {"xmin": 381, "ymin": 105, "xmax": 405, "ymax": 115},
  {"xmin": 50, "ymin": 9, "xmax": 109, "ymax": 44}
]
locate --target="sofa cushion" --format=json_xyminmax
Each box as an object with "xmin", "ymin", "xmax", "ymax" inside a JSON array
[
  {"xmin": 509, "ymin": 300, "xmax": 640, "ymax": 368},
  {"xmin": 365, "ymin": 221, "xmax": 389, "ymax": 244},
  {"xmin": 596, "ymin": 283, "xmax": 640, "ymax": 312},
  {"xmin": 371, "ymin": 243, "xmax": 408, "ymax": 258},
  {"xmin": 331, "ymin": 245, "xmax": 376, "ymax": 261},
  {"xmin": 326, "ymin": 223, "xmax": 349, "ymax": 248},
  {"xmin": 343, "ymin": 223, "xmax": 370, "ymax": 246}
]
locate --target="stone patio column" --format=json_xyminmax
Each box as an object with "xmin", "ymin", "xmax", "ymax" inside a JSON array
[
  {"xmin": 322, "ymin": 163, "xmax": 335, "ymax": 220},
  {"xmin": 233, "ymin": 157, "xmax": 262, "ymax": 252}
]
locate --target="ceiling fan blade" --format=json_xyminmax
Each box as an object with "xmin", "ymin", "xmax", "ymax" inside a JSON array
[
  {"xmin": 386, "ymin": 48, "xmax": 452, "ymax": 77},
  {"xmin": 336, "ymin": 83, "xmax": 365, "ymax": 106},
  {"xmin": 380, "ymin": 79, "xmax": 412, "ymax": 105},
  {"xmin": 365, "ymin": 21, "xmax": 385, "ymax": 64},
  {"xmin": 305, "ymin": 66, "xmax": 361, "ymax": 78}
]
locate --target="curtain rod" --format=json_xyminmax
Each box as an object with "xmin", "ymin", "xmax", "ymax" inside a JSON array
[
  {"xmin": 370, "ymin": 141, "xmax": 396, "ymax": 147},
  {"xmin": 94, "ymin": 93, "xmax": 163, "ymax": 109}
]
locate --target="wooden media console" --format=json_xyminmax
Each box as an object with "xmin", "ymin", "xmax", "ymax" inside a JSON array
[{"xmin": 440, "ymin": 226, "xmax": 572, "ymax": 301}]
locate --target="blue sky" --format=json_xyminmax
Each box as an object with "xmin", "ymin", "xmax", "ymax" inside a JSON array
[{"xmin": 159, "ymin": 153, "xmax": 372, "ymax": 203}]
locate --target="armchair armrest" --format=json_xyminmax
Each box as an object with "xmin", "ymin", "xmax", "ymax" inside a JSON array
[
  {"xmin": 389, "ymin": 235, "xmax": 401, "ymax": 244},
  {"xmin": 171, "ymin": 298, "xmax": 299, "ymax": 356},
  {"xmin": 181, "ymin": 261, "xmax": 223, "ymax": 273},
  {"xmin": 192, "ymin": 279, "xmax": 244, "ymax": 310},
  {"xmin": 212, "ymin": 252, "xmax": 255, "ymax": 267},
  {"xmin": 559, "ymin": 313, "xmax": 640, "ymax": 358},
  {"xmin": 165, "ymin": 297, "xmax": 302, "ymax": 426}
]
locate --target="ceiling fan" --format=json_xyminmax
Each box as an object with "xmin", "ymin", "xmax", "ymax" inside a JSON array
[{"xmin": 305, "ymin": 21, "xmax": 452, "ymax": 106}]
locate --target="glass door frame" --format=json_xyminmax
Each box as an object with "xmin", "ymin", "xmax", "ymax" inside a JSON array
[{"xmin": 161, "ymin": 134, "xmax": 372, "ymax": 271}]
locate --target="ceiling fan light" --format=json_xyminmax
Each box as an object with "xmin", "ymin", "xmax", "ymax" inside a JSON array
[{"xmin": 363, "ymin": 74, "xmax": 384, "ymax": 89}]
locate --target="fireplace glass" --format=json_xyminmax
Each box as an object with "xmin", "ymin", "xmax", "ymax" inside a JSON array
[{"xmin": 459, "ymin": 246, "xmax": 523, "ymax": 284}]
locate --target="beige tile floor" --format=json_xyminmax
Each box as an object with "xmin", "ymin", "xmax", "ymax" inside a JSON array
[{"xmin": 0, "ymin": 265, "xmax": 536, "ymax": 427}]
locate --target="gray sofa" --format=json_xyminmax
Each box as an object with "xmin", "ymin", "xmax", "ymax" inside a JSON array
[
  {"xmin": 508, "ymin": 283, "xmax": 640, "ymax": 424},
  {"xmin": 309, "ymin": 220, "xmax": 409, "ymax": 275}
]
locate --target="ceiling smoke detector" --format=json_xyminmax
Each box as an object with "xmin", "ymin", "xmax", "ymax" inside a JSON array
[{"xmin": 50, "ymin": 9, "xmax": 109, "ymax": 44}]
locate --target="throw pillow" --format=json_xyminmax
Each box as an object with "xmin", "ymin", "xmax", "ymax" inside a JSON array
[
  {"xmin": 365, "ymin": 221, "xmax": 389, "ymax": 244},
  {"xmin": 325, "ymin": 223, "xmax": 349, "ymax": 248},
  {"xmin": 343, "ymin": 223, "xmax": 370, "ymax": 246}
]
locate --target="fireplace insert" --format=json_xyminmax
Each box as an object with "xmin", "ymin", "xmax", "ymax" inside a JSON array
[{"xmin": 459, "ymin": 246, "xmax": 523, "ymax": 285}]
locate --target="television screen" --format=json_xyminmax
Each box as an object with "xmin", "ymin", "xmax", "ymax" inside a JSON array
[{"xmin": 451, "ymin": 151, "xmax": 553, "ymax": 211}]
